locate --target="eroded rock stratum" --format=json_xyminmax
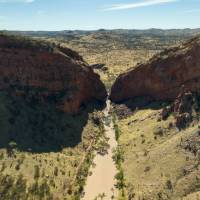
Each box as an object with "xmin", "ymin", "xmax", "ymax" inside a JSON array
[
  {"xmin": 0, "ymin": 33, "xmax": 107, "ymax": 113},
  {"xmin": 110, "ymin": 36, "xmax": 200, "ymax": 102}
]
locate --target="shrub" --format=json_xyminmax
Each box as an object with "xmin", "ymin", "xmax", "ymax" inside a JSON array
[
  {"xmin": 166, "ymin": 180, "xmax": 173, "ymax": 190},
  {"xmin": 153, "ymin": 126, "xmax": 164, "ymax": 136},
  {"xmin": 34, "ymin": 165, "xmax": 40, "ymax": 179},
  {"xmin": 54, "ymin": 167, "xmax": 59, "ymax": 176}
]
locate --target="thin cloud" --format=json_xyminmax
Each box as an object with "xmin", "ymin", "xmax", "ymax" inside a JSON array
[
  {"xmin": 36, "ymin": 10, "xmax": 46, "ymax": 15},
  {"xmin": 103, "ymin": 0, "xmax": 178, "ymax": 11},
  {"xmin": 0, "ymin": 0, "xmax": 34, "ymax": 3},
  {"xmin": 182, "ymin": 9, "xmax": 200, "ymax": 13}
]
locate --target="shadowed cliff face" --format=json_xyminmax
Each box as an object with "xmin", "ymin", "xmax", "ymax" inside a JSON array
[
  {"xmin": 0, "ymin": 33, "xmax": 107, "ymax": 114},
  {"xmin": 0, "ymin": 33, "xmax": 107, "ymax": 152},
  {"xmin": 0, "ymin": 91, "xmax": 101, "ymax": 153},
  {"xmin": 110, "ymin": 36, "xmax": 200, "ymax": 103}
]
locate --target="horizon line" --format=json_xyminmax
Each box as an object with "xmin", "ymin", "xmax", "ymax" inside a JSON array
[{"xmin": 1, "ymin": 27, "xmax": 200, "ymax": 32}]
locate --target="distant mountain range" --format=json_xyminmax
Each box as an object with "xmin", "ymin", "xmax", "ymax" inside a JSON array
[{"xmin": 2, "ymin": 28, "xmax": 200, "ymax": 38}]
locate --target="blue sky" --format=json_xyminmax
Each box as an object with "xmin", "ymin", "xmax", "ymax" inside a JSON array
[{"xmin": 0, "ymin": 0, "xmax": 200, "ymax": 30}]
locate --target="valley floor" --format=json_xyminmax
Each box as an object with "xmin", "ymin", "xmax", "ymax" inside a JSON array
[{"xmin": 81, "ymin": 100, "xmax": 118, "ymax": 200}]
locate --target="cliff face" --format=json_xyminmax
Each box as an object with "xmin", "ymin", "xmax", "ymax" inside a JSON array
[
  {"xmin": 0, "ymin": 33, "xmax": 107, "ymax": 113},
  {"xmin": 110, "ymin": 36, "xmax": 200, "ymax": 103}
]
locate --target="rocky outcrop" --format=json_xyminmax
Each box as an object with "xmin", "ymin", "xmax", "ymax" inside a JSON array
[
  {"xmin": 161, "ymin": 87, "xmax": 200, "ymax": 129},
  {"xmin": 182, "ymin": 128, "xmax": 200, "ymax": 155},
  {"xmin": 110, "ymin": 36, "xmax": 200, "ymax": 103},
  {"xmin": 0, "ymin": 33, "xmax": 107, "ymax": 113}
]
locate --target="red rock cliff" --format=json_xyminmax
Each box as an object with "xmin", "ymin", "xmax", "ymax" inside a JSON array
[
  {"xmin": 0, "ymin": 33, "xmax": 107, "ymax": 113},
  {"xmin": 110, "ymin": 36, "xmax": 200, "ymax": 102}
]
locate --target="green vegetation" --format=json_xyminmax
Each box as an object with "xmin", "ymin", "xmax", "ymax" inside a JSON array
[
  {"xmin": 115, "ymin": 103, "xmax": 200, "ymax": 200},
  {"xmin": 31, "ymin": 29, "xmax": 198, "ymax": 88},
  {"xmin": 113, "ymin": 114, "xmax": 120, "ymax": 141},
  {"xmin": 112, "ymin": 113, "xmax": 127, "ymax": 199},
  {"xmin": 0, "ymin": 173, "xmax": 54, "ymax": 200},
  {"xmin": 1, "ymin": 30, "xmax": 200, "ymax": 199},
  {"xmin": 0, "ymin": 31, "xmax": 82, "ymax": 63},
  {"xmin": 0, "ymin": 89, "xmax": 105, "ymax": 199},
  {"xmin": 0, "ymin": 31, "xmax": 55, "ymax": 52}
]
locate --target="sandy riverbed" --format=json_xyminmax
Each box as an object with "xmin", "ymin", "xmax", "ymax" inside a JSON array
[{"xmin": 81, "ymin": 100, "xmax": 118, "ymax": 200}]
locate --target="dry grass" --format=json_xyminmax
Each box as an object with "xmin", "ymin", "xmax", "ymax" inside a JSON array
[
  {"xmin": 49, "ymin": 32, "xmax": 200, "ymax": 200},
  {"xmin": 0, "ymin": 116, "xmax": 104, "ymax": 200},
  {"xmin": 1, "ymin": 31, "xmax": 197, "ymax": 200},
  {"xmin": 44, "ymin": 32, "xmax": 182, "ymax": 88},
  {"xmin": 117, "ymin": 105, "xmax": 200, "ymax": 200}
]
